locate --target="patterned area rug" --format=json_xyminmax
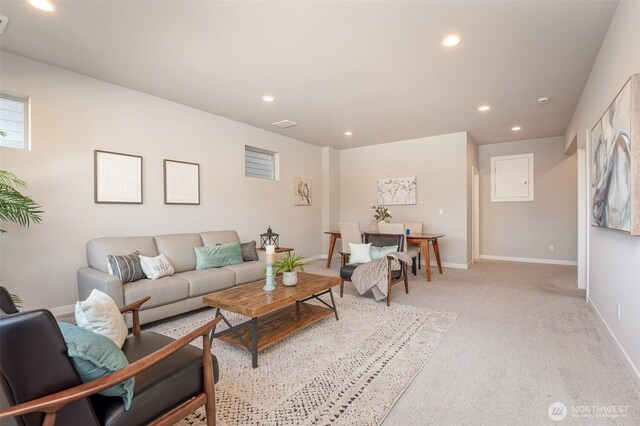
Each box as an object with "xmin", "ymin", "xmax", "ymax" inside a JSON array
[{"xmin": 147, "ymin": 294, "xmax": 456, "ymax": 426}]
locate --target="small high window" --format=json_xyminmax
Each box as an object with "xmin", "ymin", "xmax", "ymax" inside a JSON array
[
  {"xmin": 245, "ymin": 145, "xmax": 278, "ymax": 180},
  {"xmin": 0, "ymin": 93, "xmax": 29, "ymax": 150}
]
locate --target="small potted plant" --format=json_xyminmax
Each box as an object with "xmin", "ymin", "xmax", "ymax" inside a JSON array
[
  {"xmin": 370, "ymin": 204, "xmax": 392, "ymax": 222},
  {"xmin": 273, "ymin": 252, "xmax": 308, "ymax": 286}
]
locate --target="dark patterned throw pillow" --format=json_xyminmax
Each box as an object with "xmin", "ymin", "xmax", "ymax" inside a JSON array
[
  {"xmin": 107, "ymin": 251, "xmax": 145, "ymax": 284},
  {"xmin": 240, "ymin": 241, "xmax": 259, "ymax": 262}
]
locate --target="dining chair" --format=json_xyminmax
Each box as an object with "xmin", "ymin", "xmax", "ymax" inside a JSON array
[
  {"xmin": 377, "ymin": 222, "xmax": 418, "ymax": 275},
  {"xmin": 404, "ymin": 221, "xmax": 423, "ymax": 270},
  {"xmin": 339, "ymin": 222, "xmax": 362, "ymax": 253}
]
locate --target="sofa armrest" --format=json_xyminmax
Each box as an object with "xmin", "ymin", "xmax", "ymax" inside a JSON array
[{"xmin": 77, "ymin": 267, "xmax": 124, "ymax": 307}]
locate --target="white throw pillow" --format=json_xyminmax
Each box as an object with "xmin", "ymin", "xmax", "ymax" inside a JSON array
[
  {"xmin": 349, "ymin": 243, "xmax": 372, "ymax": 264},
  {"xmin": 139, "ymin": 254, "xmax": 175, "ymax": 280},
  {"xmin": 75, "ymin": 289, "xmax": 128, "ymax": 348}
]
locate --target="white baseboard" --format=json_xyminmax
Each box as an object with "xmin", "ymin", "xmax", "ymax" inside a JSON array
[
  {"xmin": 425, "ymin": 261, "xmax": 468, "ymax": 270},
  {"xmin": 587, "ymin": 297, "xmax": 640, "ymax": 395},
  {"xmin": 50, "ymin": 303, "xmax": 75, "ymax": 316},
  {"xmin": 478, "ymin": 254, "xmax": 577, "ymax": 266},
  {"xmin": 306, "ymin": 254, "xmax": 324, "ymax": 262}
]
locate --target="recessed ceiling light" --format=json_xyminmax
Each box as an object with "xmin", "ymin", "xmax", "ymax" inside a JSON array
[
  {"xmin": 478, "ymin": 105, "xmax": 491, "ymax": 112},
  {"xmin": 262, "ymin": 95, "xmax": 274, "ymax": 102},
  {"xmin": 511, "ymin": 126, "xmax": 522, "ymax": 131},
  {"xmin": 538, "ymin": 96, "xmax": 550, "ymax": 104},
  {"xmin": 441, "ymin": 34, "xmax": 462, "ymax": 47},
  {"xmin": 27, "ymin": 0, "xmax": 56, "ymax": 12},
  {"xmin": 344, "ymin": 131, "xmax": 353, "ymax": 136}
]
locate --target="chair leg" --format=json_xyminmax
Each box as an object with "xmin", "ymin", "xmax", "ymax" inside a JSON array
[
  {"xmin": 202, "ymin": 336, "xmax": 216, "ymax": 426},
  {"xmin": 404, "ymin": 265, "xmax": 409, "ymax": 294},
  {"xmin": 340, "ymin": 280, "xmax": 344, "ymax": 297},
  {"xmin": 418, "ymin": 252, "xmax": 421, "ymax": 269},
  {"xmin": 412, "ymin": 258, "xmax": 417, "ymax": 276},
  {"xmin": 387, "ymin": 280, "xmax": 391, "ymax": 307}
]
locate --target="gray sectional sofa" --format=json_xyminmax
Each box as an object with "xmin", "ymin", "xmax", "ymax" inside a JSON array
[{"xmin": 77, "ymin": 230, "xmax": 264, "ymax": 325}]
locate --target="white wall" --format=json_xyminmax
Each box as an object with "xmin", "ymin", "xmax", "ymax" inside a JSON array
[
  {"xmin": 321, "ymin": 146, "xmax": 340, "ymax": 256},
  {"xmin": 466, "ymin": 134, "xmax": 478, "ymax": 262},
  {"xmin": 564, "ymin": 1, "xmax": 640, "ymax": 384},
  {"xmin": 0, "ymin": 52, "xmax": 323, "ymax": 310},
  {"xmin": 339, "ymin": 132, "xmax": 469, "ymax": 267},
  {"xmin": 479, "ymin": 136, "xmax": 577, "ymax": 263}
]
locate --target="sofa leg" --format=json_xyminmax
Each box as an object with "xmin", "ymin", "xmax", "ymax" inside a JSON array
[{"xmin": 340, "ymin": 281, "xmax": 344, "ymax": 297}]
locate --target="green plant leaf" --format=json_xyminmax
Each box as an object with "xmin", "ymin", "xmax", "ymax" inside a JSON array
[{"xmin": 0, "ymin": 170, "xmax": 44, "ymax": 232}]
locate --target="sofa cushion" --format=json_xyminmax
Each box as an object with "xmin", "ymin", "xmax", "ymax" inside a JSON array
[
  {"xmin": 174, "ymin": 269, "xmax": 236, "ymax": 297},
  {"xmin": 90, "ymin": 332, "xmax": 219, "ymax": 426},
  {"xmin": 87, "ymin": 237, "xmax": 159, "ymax": 274},
  {"xmin": 123, "ymin": 276, "xmax": 189, "ymax": 308},
  {"xmin": 194, "ymin": 242, "xmax": 243, "ymax": 270},
  {"xmin": 153, "ymin": 233, "xmax": 203, "ymax": 273},
  {"xmin": 200, "ymin": 230, "xmax": 240, "ymax": 246},
  {"xmin": 222, "ymin": 261, "xmax": 263, "ymax": 285},
  {"xmin": 107, "ymin": 252, "xmax": 145, "ymax": 284}
]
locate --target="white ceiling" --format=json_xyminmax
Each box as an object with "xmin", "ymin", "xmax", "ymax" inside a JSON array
[{"xmin": 0, "ymin": 1, "xmax": 617, "ymax": 148}]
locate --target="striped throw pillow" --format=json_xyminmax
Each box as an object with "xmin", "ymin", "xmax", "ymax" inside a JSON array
[{"xmin": 107, "ymin": 251, "xmax": 145, "ymax": 284}]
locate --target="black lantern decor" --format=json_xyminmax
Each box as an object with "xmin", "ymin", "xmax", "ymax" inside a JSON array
[{"xmin": 260, "ymin": 226, "xmax": 279, "ymax": 249}]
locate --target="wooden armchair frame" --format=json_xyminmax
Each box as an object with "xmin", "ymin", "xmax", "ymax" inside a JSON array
[{"xmin": 0, "ymin": 296, "xmax": 221, "ymax": 426}]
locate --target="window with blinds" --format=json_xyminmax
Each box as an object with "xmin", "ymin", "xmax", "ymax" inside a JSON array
[
  {"xmin": 0, "ymin": 94, "xmax": 28, "ymax": 150},
  {"xmin": 245, "ymin": 145, "xmax": 277, "ymax": 180}
]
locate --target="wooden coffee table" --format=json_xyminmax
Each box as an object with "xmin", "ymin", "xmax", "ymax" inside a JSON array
[{"xmin": 203, "ymin": 272, "xmax": 340, "ymax": 368}]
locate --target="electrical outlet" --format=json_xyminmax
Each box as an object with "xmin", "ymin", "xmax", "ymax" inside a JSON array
[
  {"xmin": 439, "ymin": 208, "xmax": 444, "ymax": 215},
  {"xmin": 419, "ymin": 198, "xmax": 424, "ymax": 205},
  {"xmin": 549, "ymin": 245, "xmax": 555, "ymax": 252},
  {"xmin": 617, "ymin": 304, "xmax": 621, "ymax": 320}
]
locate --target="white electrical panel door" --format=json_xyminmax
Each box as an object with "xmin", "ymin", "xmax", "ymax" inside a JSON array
[{"xmin": 491, "ymin": 153, "xmax": 534, "ymax": 202}]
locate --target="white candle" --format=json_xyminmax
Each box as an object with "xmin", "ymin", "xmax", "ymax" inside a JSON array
[
  {"xmin": 266, "ymin": 253, "xmax": 275, "ymax": 263},
  {"xmin": 266, "ymin": 245, "xmax": 275, "ymax": 254}
]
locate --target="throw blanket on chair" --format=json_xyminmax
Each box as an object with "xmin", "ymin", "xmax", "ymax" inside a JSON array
[{"xmin": 351, "ymin": 252, "xmax": 413, "ymax": 301}]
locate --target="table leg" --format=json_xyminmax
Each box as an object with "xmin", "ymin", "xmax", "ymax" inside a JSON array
[
  {"xmin": 326, "ymin": 234, "xmax": 338, "ymax": 268},
  {"xmin": 251, "ymin": 317, "xmax": 258, "ymax": 369},
  {"xmin": 432, "ymin": 238, "xmax": 443, "ymax": 274},
  {"xmin": 421, "ymin": 240, "xmax": 431, "ymax": 282}
]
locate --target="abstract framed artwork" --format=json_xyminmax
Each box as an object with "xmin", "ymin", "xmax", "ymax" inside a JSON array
[
  {"xmin": 293, "ymin": 177, "xmax": 311, "ymax": 206},
  {"xmin": 377, "ymin": 177, "xmax": 417, "ymax": 205},
  {"xmin": 164, "ymin": 159, "xmax": 200, "ymax": 205},
  {"xmin": 591, "ymin": 73, "xmax": 639, "ymax": 235},
  {"xmin": 94, "ymin": 150, "xmax": 143, "ymax": 204}
]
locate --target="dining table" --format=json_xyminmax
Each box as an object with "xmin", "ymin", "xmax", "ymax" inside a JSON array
[{"xmin": 324, "ymin": 231, "xmax": 445, "ymax": 282}]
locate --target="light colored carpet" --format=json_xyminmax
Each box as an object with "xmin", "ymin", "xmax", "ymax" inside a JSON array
[
  {"xmin": 305, "ymin": 259, "xmax": 640, "ymax": 425},
  {"xmin": 147, "ymin": 294, "xmax": 456, "ymax": 425}
]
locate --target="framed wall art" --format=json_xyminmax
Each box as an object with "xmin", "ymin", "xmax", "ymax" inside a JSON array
[
  {"xmin": 377, "ymin": 177, "xmax": 417, "ymax": 205},
  {"xmin": 164, "ymin": 159, "xmax": 200, "ymax": 205},
  {"xmin": 591, "ymin": 73, "xmax": 639, "ymax": 235},
  {"xmin": 94, "ymin": 150, "xmax": 143, "ymax": 204},
  {"xmin": 294, "ymin": 177, "xmax": 311, "ymax": 206}
]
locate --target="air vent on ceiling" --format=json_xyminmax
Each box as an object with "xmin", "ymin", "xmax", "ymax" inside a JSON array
[
  {"xmin": 272, "ymin": 120, "xmax": 297, "ymax": 128},
  {"xmin": 0, "ymin": 15, "xmax": 9, "ymax": 35}
]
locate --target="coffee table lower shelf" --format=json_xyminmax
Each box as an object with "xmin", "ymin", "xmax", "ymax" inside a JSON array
[{"xmin": 217, "ymin": 302, "xmax": 333, "ymax": 352}]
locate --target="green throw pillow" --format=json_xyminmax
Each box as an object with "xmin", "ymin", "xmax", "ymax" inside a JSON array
[
  {"xmin": 195, "ymin": 241, "xmax": 243, "ymax": 270},
  {"xmin": 370, "ymin": 245, "xmax": 398, "ymax": 260},
  {"xmin": 58, "ymin": 322, "xmax": 134, "ymax": 410}
]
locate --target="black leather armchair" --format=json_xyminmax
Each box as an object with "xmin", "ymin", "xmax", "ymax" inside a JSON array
[
  {"xmin": 339, "ymin": 232, "xmax": 409, "ymax": 306},
  {"xmin": 0, "ymin": 295, "xmax": 221, "ymax": 426}
]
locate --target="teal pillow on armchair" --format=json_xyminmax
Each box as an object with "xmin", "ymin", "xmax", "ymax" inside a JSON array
[{"xmin": 58, "ymin": 321, "xmax": 134, "ymax": 410}]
